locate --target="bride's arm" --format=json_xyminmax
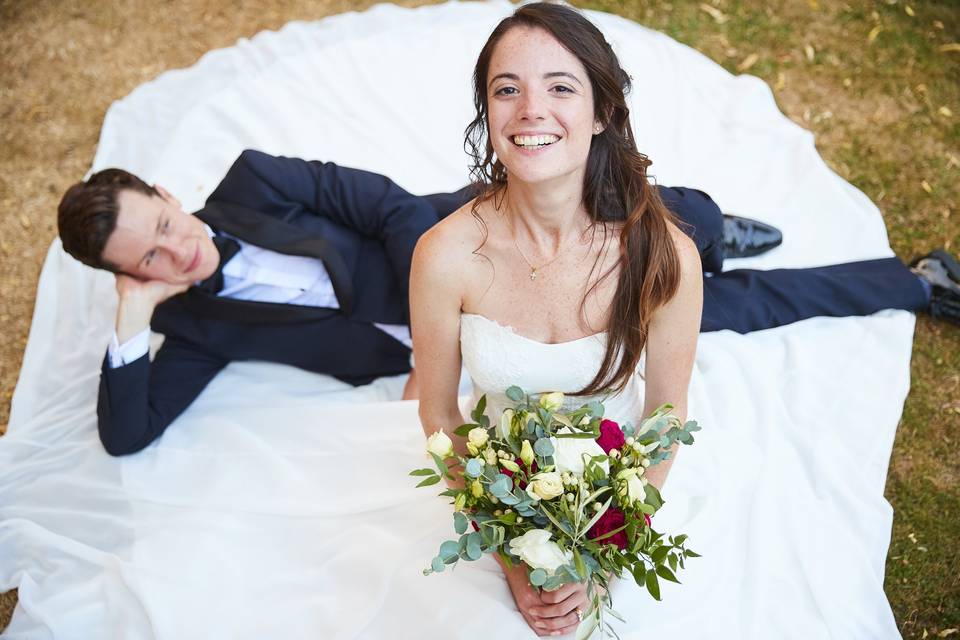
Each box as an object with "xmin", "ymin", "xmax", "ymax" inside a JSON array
[
  {"xmin": 409, "ymin": 221, "xmax": 470, "ymax": 460},
  {"xmin": 641, "ymin": 227, "xmax": 703, "ymax": 491}
]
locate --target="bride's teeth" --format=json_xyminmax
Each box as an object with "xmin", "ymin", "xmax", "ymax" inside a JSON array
[{"xmin": 513, "ymin": 134, "xmax": 559, "ymax": 147}]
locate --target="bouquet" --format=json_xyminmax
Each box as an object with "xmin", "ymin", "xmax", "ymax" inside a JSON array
[{"xmin": 411, "ymin": 386, "xmax": 702, "ymax": 639}]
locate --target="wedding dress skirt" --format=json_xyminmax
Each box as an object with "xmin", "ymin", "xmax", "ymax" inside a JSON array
[{"xmin": 1, "ymin": 2, "xmax": 909, "ymax": 638}]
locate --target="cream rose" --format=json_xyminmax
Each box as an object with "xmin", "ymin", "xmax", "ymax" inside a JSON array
[
  {"xmin": 426, "ymin": 431, "xmax": 454, "ymax": 459},
  {"xmin": 538, "ymin": 391, "xmax": 565, "ymax": 412},
  {"xmin": 468, "ymin": 427, "xmax": 489, "ymax": 449},
  {"xmin": 509, "ymin": 529, "xmax": 572, "ymax": 576},
  {"xmin": 526, "ymin": 472, "xmax": 564, "ymax": 501}
]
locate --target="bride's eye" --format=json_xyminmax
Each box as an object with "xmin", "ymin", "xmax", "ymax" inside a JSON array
[{"xmin": 494, "ymin": 86, "xmax": 518, "ymax": 96}]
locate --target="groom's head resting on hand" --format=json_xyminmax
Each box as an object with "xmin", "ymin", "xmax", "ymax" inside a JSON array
[{"xmin": 57, "ymin": 169, "xmax": 219, "ymax": 285}]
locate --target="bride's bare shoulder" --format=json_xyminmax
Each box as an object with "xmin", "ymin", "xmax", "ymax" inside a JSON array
[{"xmin": 414, "ymin": 198, "xmax": 497, "ymax": 272}]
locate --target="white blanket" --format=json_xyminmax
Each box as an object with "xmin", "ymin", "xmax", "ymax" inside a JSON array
[{"xmin": 0, "ymin": 2, "xmax": 909, "ymax": 638}]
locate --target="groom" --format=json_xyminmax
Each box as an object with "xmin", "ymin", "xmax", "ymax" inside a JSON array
[{"xmin": 58, "ymin": 149, "xmax": 958, "ymax": 456}]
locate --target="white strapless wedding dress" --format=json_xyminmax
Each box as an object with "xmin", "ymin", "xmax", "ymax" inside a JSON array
[{"xmin": 459, "ymin": 313, "xmax": 646, "ymax": 428}]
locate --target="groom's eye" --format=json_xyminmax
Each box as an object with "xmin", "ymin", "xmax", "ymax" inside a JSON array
[{"xmin": 144, "ymin": 249, "xmax": 157, "ymax": 266}]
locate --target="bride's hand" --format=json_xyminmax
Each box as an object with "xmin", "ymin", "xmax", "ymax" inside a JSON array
[{"xmin": 502, "ymin": 561, "xmax": 587, "ymax": 637}]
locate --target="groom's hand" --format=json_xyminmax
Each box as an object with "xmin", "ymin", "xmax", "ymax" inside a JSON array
[
  {"xmin": 115, "ymin": 274, "xmax": 189, "ymax": 343},
  {"xmin": 502, "ymin": 560, "xmax": 587, "ymax": 637}
]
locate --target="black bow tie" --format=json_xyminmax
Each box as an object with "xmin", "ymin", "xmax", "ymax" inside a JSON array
[{"xmin": 195, "ymin": 234, "xmax": 241, "ymax": 294}]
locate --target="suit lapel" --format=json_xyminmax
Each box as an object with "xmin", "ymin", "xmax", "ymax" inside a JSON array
[{"xmin": 195, "ymin": 201, "xmax": 354, "ymax": 315}]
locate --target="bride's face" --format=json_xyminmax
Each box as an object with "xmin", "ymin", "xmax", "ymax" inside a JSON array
[{"xmin": 486, "ymin": 26, "xmax": 598, "ymax": 186}]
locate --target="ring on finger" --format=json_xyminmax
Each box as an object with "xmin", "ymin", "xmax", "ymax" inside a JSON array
[{"xmin": 576, "ymin": 608, "xmax": 583, "ymax": 622}]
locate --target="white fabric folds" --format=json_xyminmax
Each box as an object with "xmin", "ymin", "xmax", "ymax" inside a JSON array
[{"xmin": 1, "ymin": 2, "xmax": 908, "ymax": 638}]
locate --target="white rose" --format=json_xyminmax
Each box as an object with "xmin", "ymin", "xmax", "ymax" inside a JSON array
[
  {"xmin": 552, "ymin": 430, "xmax": 608, "ymax": 476},
  {"xmin": 509, "ymin": 529, "xmax": 572, "ymax": 576},
  {"xmin": 526, "ymin": 472, "xmax": 564, "ymax": 501},
  {"xmin": 426, "ymin": 431, "xmax": 454, "ymax": 459},
  {"xmin": 539, "ymin": 391, "xmax": 565, "ymax": 412},
  {"xmin": 468, "ymin": 427, "xmax": 489, "ymax": 449}
]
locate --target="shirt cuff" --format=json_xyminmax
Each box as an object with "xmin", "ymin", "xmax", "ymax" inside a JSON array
[{"xmin": 107, "ymin": 328, "xmax": 151, "ymax": 369}]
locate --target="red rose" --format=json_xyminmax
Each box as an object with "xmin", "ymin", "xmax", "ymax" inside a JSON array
[
  {"xmin": 588, "ymin": 507, "xmax": 628, "ymax": 550},
  {"xmin": 596, "ymin": 419, "xmax": 626, "ymax": 453}
]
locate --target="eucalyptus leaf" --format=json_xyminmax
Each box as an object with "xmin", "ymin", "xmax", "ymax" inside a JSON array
[
  {"xmin": 453, "ymin": 512, "xmax": 468, "ymax": 535},
  {"xmin": 431, "ymin": 557, "xmax": 445, "ymax": 573},
  {"xmin": 529, "ymin": 568, "xmax": 547, "ymax": 586},
  {"xmin": 464, "ymin": 458, "xmax": 484, "ymax": 478},
  {"xmin": 439, "ymin": 540, "xmax": 460, "ymax": 561},
  {"xmin": 533, "ymin": 438, "xmax": 555, "ymax": 457},
  {"xmin": 499, "ymin": 493, "xmax": 521, "ymax": 506},
  {"xmin": 505, "ymin": 386, "xmax": 525, "ymax": 402},
  {"xmin": 466, "ymin": 541, "xmax": 482, "ymax": 561}
]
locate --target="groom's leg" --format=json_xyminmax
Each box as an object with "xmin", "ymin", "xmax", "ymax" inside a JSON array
[
  {"xmin": 701, "ymin": 257, "xmax": 929, "ymax": 333},
  {"xmin": 656, "ymin": 186, "xmax": 725, "ymax": 274}
]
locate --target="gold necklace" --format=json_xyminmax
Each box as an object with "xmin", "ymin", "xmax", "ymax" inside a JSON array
[{"xmin": 507, "ymin": 214, "xmax": 567, "ymax": 281}]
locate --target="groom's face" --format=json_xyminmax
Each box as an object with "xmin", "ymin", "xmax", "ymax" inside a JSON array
[{"xmin": 101, "ymin": 189, "xmax": 220, "ymax": 285}]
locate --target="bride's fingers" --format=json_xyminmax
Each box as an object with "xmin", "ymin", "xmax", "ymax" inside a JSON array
[
  {"xmin": 532, "ymin": 608, "xmax": 583, "ymax": 635},
  {"xmin": 539, "ymin": 582, "xmax": 579, "ymax": 604},
  {"xmin": 530, "ymin": 583, "xmax": 588, "ymax": 618}
]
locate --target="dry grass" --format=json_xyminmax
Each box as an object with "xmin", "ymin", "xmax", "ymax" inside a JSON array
[{"xmin": 1, "ymin": 0, "xmax": 957, "ymax": 635}]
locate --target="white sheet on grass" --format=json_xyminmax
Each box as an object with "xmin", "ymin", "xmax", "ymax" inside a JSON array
[{"xmin": 0, "ymin": 2, "xmax": 909, "ymax": 638}]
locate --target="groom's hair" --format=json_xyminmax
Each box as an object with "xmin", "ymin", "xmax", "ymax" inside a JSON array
[{"xmin": 57, "ymin": 169, "xmax": 159, "ymax": 272}]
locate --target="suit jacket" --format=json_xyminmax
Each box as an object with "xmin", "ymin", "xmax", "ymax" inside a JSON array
[{"xmin": 97, "ymin": 150, "xmax": 446, "ymax": 455}]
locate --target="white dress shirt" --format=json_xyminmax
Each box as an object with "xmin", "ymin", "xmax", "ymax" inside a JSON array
[{"xmin": 107, "ymin": 230, "xmax": 412, "ymax": 368}]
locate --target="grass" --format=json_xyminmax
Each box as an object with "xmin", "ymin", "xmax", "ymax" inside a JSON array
[{"xmin": 1, "ymin": 0, "xmax": 957, "ymax": 635}]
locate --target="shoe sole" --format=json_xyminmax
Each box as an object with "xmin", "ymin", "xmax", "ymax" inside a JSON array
[{"xmin": 931, "ymin": 249, "xmax": 960, "ymax": 284}]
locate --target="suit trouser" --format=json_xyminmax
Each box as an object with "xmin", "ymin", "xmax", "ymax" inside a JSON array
[{"xmin": 424, "ymin": 184, "xmax": 928, "ymax": 334}]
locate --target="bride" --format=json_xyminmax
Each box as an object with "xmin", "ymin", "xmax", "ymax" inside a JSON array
[{"xmin": 410, "ymin": 3, "xmax": 703, "ymax": 637}]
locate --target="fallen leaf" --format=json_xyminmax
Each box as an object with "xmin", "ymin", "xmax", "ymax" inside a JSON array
[
  {"xmin": 939, "ymin": 43, "xmax": 960, "ymax": 53},
  {"xmin": 934, "ymin": 20, "xmax": 944, "ymax": 29},
  {"xmin": 908, "ymin": 532, "xmax": 918, "ymax": 543},
  {"xmin": 808, "ymin": 0, "xmax": 818, "ymax": 8},
  {"xmin": 868, "ymin": 25, "xmax": 883, "ymax": 44},
  {"xmin": 921, "ymin": 180, "xmax": 933, "ymax": 193},
  {"xmin": 774, "ymin": 72, "xmax": 786, "ymax": 91},
  {"xmin": 843, "ymin": 77, "xmax": 852, "ymax": 87},
  {"xmin": 737, "ymin": 53, "xmax": 759, "ymax": 72},
  {"xmin": 946, "ymin": 153, "xmax": 959, "ymax": 168},
  {"xmin": 924, "ymin": 631, "xmax": 929, "ymax": 639},
  {"xmin": 804, "ymin": 44, "xmax": 815, "ymax": 62},
  {"xmin": 699, "ymin": 3, "xmax": 728, "ymax": 24},
  {"xmin": 905, "ymin": 5, "xmax": 914, "ymax": 16},
  {"xmin": 19, "ymin": 215, "xmax": 30, "ymax": 229},
  {"xmin": 939, "ymin": 106, "xmax": 953, "ymax": 117},
  {"xmin": 939, "ymin": 631, "xmax": 958, "ymax": 638}
]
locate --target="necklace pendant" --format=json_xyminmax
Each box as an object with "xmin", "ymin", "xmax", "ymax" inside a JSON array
[{"xmin": 529, "ymin": 269, "xmax": 538, "ymax": 281}]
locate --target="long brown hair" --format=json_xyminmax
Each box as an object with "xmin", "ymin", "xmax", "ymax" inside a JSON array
[{"xmin": 464, "ymin": 2, "xmax": 682, "ymax": 395}]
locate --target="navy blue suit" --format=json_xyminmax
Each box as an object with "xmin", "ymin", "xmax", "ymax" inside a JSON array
[{"xmin": 96, "ymin": 150, "xmax": 927, "ymax": 455}]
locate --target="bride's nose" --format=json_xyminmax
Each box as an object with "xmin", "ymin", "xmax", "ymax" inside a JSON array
[{"xmin": 518, "ymin": 92, "xmax": 547, "ymax": 121}]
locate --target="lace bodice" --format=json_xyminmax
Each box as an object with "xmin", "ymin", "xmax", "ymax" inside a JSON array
[{"xmin": 459, "ymin": 313, "xmax": 646, "ymax": 427}]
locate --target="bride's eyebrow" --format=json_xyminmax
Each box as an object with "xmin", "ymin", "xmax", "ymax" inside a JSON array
[
  {"xmin": 544, "ymin": 71, "xmax": 582, "ymax": 86},
  {"xmin": 488, "ymin": 71, "xmax": 583, "ymax": 87}
]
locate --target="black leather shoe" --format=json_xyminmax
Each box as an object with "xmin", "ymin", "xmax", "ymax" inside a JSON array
[
  {"xmin": 722, "ymin": 214, "xmax": 783, "ymax": 259},
  {"xmin": 910, "ymin": 249, "xmax": 960, "ymax": 326}
]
